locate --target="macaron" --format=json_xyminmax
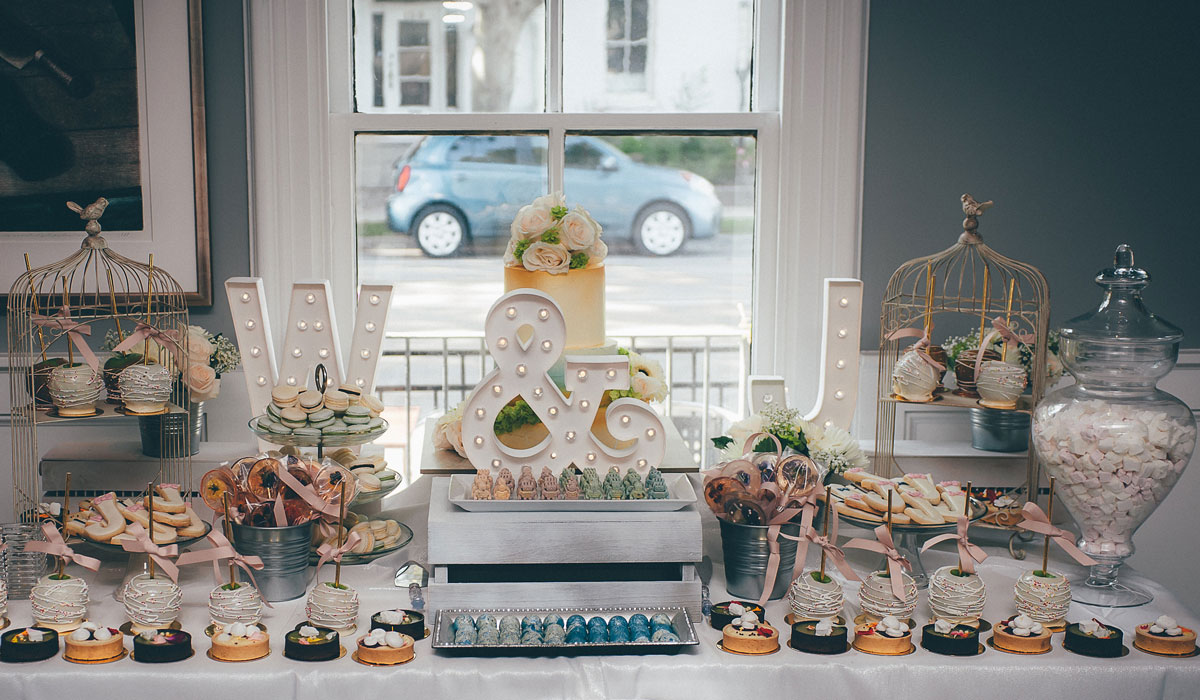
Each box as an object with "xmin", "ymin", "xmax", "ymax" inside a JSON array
[
  {"xmin": 337, "ymin": 383, "xmax": 362, "ymax": 399},
  {"xmin": 309, "ymin": 408, "xmax": 335, "ymax": 424},
  {"xmin": 323, "ymin": 425, "xmax": 350, "ymax": 435},
  {"xmin": 298, "ymin": 390, "xmax": 324, "ymax": 412},
  {"xmin": 266, "ymin": 403, "xmax": 283, "ymax": 420},
  {"xmin": 256, "ymin": 416, "xmax": 275, "ymax": 430},
  {"xmin": 360, "ymin": 394, "xmax": 384, "ymax": 417},
  {"xmin": 271, "ymin": 385, "xmax": 300, "ymax": 407},
  {"xmin": 309, "ymin": 417, "xmax": 336, "ymax": 430},
  {"xmin": 321, "ymin": 391, "xmax": 350, "ymax": 413},
  {"xmin": 344, "ymin": 405, "xmax": 371, "ymax": 424},
  {"xmin": 367, "ymin": 417, "xmax": 384, "ymax": 430},
  {"xmin": 280, "ymin": 407, "xmax": 308, "ymax": 428},
  {"xmin": 268, "ymin": 422, "xmax": 293, "ymax": 435},
  {"xmin": 293, "ymin": 427, "xmax": 322, "ymax": 437}
]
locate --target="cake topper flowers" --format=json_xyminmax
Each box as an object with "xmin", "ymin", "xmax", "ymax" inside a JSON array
[{"xmin": 505, "ymin": 192, "xmax": 606, "ymax": 273}]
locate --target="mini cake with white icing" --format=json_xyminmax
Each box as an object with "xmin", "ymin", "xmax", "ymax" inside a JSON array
[
  {"xmin": 1133, "ymin": 615, "xmax": 1197, "ymax": 656},
  {"xmin": 1014, "ymin": 569, "xmax": 1071, "ymax": 626},
  {"xmin": 858, "ymin": 571, "xmax": 918, "ymax": 621},
  {"xmin": 788, "ymin": 570, "xmax": 844, "ymax": 622},
  {"xmin": 122, "ymin": 573, "xmax": 183, "ymax": 633},
  {"xmin": 208, "ymin": 582, "xmax": 264, "ymax": 627},
  {"xmin": 927, "ymin": 565, "xmax": 987, "ymax": 625},
  {"xmin": 891, "ymin": 350, "xmax": 940, "ymax": 402},
  {"xmin": 306, "ymin": 581, "xmax": 359, "ymax": 632},
  {"xmin": 30, "ymin": 574, "xmax": 89, "ymax": 631}
]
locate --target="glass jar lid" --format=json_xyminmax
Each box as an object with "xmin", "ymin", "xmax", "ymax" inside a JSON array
[{"xmin": 1060, "ymin": 244, "xmax": 1183, "ymax": 346}]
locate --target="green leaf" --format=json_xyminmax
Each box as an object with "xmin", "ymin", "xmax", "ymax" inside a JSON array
[
  {"xmin": 711, "ymin": 436, "xmax": 734, "ymax": 449},
  {"xmin": 551, "ymin": 205, "xmax": 568, "ymax": 219},
  {"xmin": 569, "ymin": 252, "xmax": 589, "ymax": 269},
  {"xmin": 541, "ymin": 227, "xmax": 561, "ymax": 244},
  {"xmin": 513, "ymin": 239, "xmax": 531, "ymax": 262}
]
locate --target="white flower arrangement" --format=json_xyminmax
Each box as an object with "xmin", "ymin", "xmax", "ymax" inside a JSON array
[
  {"xmin": 712, "ymin": 405, "xmax": 868, "ymax": 475},
  {"xmin": 505, "ymin": 192, "xmax": 606, "ymax": 273}
]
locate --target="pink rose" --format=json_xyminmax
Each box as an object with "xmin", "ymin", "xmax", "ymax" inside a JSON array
[
  {"xmin": 184, "ymin": 364, "xmax": 219, "ymax": 401},
  {"xmin": 559, "ymin": 206, "xmax": 601, "ymax": 251}
]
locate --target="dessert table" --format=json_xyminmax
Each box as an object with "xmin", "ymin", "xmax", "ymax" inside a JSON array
[{"xmin": 3, "ymin": 475, "xmax": 1197, "ymax": 700}]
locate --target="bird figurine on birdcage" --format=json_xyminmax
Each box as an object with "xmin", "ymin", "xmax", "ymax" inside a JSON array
[{"xmin": 6, "ymin": 198, "xmax": 193, "ymax": 523}]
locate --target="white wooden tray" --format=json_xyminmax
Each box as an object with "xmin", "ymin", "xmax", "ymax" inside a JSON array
[{"xmin": 447, "ymin": 473, "xmax": 696, "ymax": 512}]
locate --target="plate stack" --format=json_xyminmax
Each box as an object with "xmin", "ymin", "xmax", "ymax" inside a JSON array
[{"xmin": 1, "ymin": 522, "xmax": 49, "ymax": 599}]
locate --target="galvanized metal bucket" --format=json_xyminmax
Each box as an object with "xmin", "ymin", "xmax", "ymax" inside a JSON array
[
  {"xmin": 719, "ymin": 518, "xmax": 802, "ymax": 601},
  {"xmin": 139, "ymin": 401, "xmax": 204, "ymax": 457},
  {"xmin": 230, "ymin": 521, "xmax": 314, "ymax": 602},
  {"xmin": 969, "ymin": 407, "xmax": 1030, "ymax": 452}
]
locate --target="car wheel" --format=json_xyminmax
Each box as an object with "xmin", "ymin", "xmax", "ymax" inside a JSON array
[
  {"xmin": 632, "ymin": 202, "xmax": 690, "ymax": 256},
  {"xmin": 413, "ymin": 205, "xmax": 468, "ymax": 257}
]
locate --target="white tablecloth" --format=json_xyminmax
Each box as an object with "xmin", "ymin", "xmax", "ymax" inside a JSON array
[{"xmin": 3, "ymin": 476, "xmax": 1198, "ymax": 700}]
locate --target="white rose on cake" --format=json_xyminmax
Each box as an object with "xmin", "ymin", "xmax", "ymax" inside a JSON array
[
  {"xmin": 631, "ymin": 373, "xmax": 667, "ymax": 403},
  {"xmin": 588, "ymin": 238, "xmax": 608, "ymax": 266},
  {"xmin": 510, "ymin": 204, "xmax": 555, "ymax": 240},
  {"xmin": 522, "ymin": 242, "xmax": 570, "ymax": 274},
  {"xmin": 559, "ymin": 206, "xmax": 601, "ymax": 251},
  {"xmin": 531, "ymin": 192, "xmax": 566, "ymax": 211}
]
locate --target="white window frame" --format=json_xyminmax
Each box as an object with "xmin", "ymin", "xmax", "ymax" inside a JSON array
[{"xmin": 246, "ymin": 0, "xmax": 868, "ymax": 414}]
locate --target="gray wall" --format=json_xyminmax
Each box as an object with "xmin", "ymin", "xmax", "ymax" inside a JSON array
[{"xmin": 860, "ymin": 0, "xmax": 1199, "ymax": 349}]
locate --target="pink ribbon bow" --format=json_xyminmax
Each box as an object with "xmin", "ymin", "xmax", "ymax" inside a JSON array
[
  {"xmin": 312, "ymin": 531, "xmax": 362, "ymax": 581},
  {"xmin": 24, "ymin": 522, "xmax": 101, "ymax": 572},
  {"xmin": 801, "ymin": 503, "xmax": 861, "ymax": 583},
  {"xmin": 112, "ymin": 323, "xmax": 185, "ymax": 370},
  {"xmin": 846, "ymin": 524, "xmax": 913, "ymax": 600},
  {"xmin": 31, "ymin": 305, "xmax": 99, "ymax": 371},
  {"xmin": 1016, "ymin": 502, "xmax": 1098, "ymax": 566},
  {"xmin": 920, "ymin": 515, "xmax": 988, "ymax": 574},
  {"xmin": 754, "ymin": 484, "xmax": 825, "ymax": 606},
  {"xmin": 120, "ymin": 523, "xmax": 181, "ymax": 582},
  {"xmin": 992, "ymin": 317, "xmax": 1034, "ymax": 348},
  {"xmin": 886, "ymin": 327, "xmax": 946, "ymax": 371},
  {"xmin": 276, "ymin": 466, "xmax": 342, "ymax": 521},
  {"xmin": 177, "ymin": 529, "xmax": 271, "ymax": 606}
]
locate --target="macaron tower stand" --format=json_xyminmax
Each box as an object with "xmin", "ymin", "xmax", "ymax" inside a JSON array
[
  {"xmin": 870, "ymin": 194, "xmax": 1051, "ymax": 585},
  {"xmin": 6, "ymin": 200, "xmax": 199, "ymax": 598}
]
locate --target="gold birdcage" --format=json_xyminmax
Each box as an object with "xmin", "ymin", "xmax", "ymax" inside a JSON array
[
  {"xmin": 873, "ymin": 194, "xmax": 1050, "ymax": 516},
  {"xmin": 7, "ymin": 198, "xmax": 192, "ymax": 523}
]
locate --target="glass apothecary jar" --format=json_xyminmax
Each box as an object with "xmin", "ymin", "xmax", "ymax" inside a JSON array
[{"xmin": 1032, "ymin": 245, "xmax": 1196, "ymax": 607}]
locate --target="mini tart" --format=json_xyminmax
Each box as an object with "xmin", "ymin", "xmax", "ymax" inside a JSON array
[
  {"xmin": 64, "ymin": 628, "xmax": 124, "ymax": 661},
  {"xmin": 356, "ymin": 633, "xmax": 414, "ymax": 664},
  {"xmin": 992, "ymin": 618, "xmax": 1052, "ymax": 653},
  {"xmin": 920, "ymin": 623, "xmax": 979, "ymax": 656},
  {"xmin": 1134, "ymin": 624, "xmax": 1197, "ymax": 655},
  {"xmin": 284, "ymin": 625, "xmax": 340, "ymax": 661},
  {"xmin": 852, "ymin": 623, "xmax": 913, "ymax": 655},
  {"xmin": 0, "ymin": 627, "xmax": 59, "ymax": 662},
  {"xmin": 132, "ymin": 629, "xmax": 192, "ymax": 663},
  {"xmin": 371, "ymin": 609, "xmax": 425, "ymax": 639},
  {"xmin": 722, "ymin": 622, "xmax": 779, "ymax": 654},
  {"xmin": 211, "ymin": 628, "xmax": 270, "ymax": 661},
  {"xmin": 1063, "ymin": 622, "xmax": 1124, "ymax": 658},
  {"xmin": 790, "ymin": 621, "xmax": 847, "ymax": 654},
  {"xmin": 710, "ymin": 601, "xmax": 765, "ymax": 631}
]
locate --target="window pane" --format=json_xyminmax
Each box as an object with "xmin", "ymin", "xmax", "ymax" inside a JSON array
[
  {"xmin": 566, "ymin": 0, "xmax": 755, "ymax": 111},
  {"xmin": 353, "ymin": 0, "xmax": 545, "ymax": 113}
]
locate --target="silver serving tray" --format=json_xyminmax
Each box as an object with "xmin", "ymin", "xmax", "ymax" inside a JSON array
[
  {"xmin": 447, "ymin": 473, "xmax": 696, "ymax": 512},
  {"xmin": 432, "ymin": 606, "xmax": 699, "ymax": 653}
]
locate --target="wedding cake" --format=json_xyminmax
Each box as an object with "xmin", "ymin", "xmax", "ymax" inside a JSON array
[{"xmin": 502, "ymin": 193, "xmax": 608, "ymax": 350}]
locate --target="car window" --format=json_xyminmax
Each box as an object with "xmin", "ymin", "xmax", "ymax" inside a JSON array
[
  {"xmin": 565, "ymin": 138, "xmax": 607, "ymax": 169},
  {"xmin": 448, "ymin": 135, "xmax": 519, "ymax": 164}
]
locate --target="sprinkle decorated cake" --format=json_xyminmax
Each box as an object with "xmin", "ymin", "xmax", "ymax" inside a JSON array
[
  {"xmin": 788, "ymin": 571, "xmax": 844, "ymax": 622},
  {"xmin": 927, "ymin": 565, "xmax": 986, "ymax": 626},
  {"xmin": 1014, "ymin": 569, "xmax": 1071, "ymax": 626},
  {"xmin": 992, "ymin": 614, "xmax": 1052, "ymax": 654},
  {"xmin": 284, "ymin": 624, "xmax": 341, "ymax": 661},
  {"xmin": 852, "ymin": 615, "xmax": 912, "ymax": 655},
  {"xmin": 210, "ymin": 622, "xmax": 269, "ymax": 662},
  {"xmin": 1133, "ymin": 615, "xmax": 1196, "ymax": 656},
  {"xmin": 790, "ymin": 618, "xmax": 848, "ymax": 654},
  {"xmin": 1063, "ymin": 619, "xmax": 1124, "ymax": 658},
  {"xmin": 710, "ymin": 601, "xmax": 765, "ymax": 631},
  {"xmin": 0, "ymin": 627, "xmax": 59, "ymax": 662},
  {"xmin": 132, "ymin": 629, "xmax": 192, "ymax": 663},
  {"xmin": 356, "ymin": 628, "xmax": 414, "ymax": 665},
  {"xmin": 721, "ymin": 611, "xmax": 779, "ymax": 654},
  {"xmin": 64, "ymin": 623, "xmax": 124, "ymax": 662},
  {"xmin": 858, "ymin": 571, "xmax": 918, "ymax": 621},
  {"xmin": 920, "ymin": 619, "xmax": 980, "ymax": 656}
]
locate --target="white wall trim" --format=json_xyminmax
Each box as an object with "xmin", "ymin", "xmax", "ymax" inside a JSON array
[{"xmin": 764, "ymin": 0, "xmax": 870, "ymax": 413}]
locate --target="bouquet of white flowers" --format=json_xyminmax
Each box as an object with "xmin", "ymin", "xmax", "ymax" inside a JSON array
[
  {"xmin": 711, "ymin": 405, "xmax": 868, "ymax": 476},
  {"xmin": 504, "ymin": 192, "xmax": 607, "ymax": 273}
]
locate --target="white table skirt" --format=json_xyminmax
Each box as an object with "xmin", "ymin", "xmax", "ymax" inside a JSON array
[{"xmin": 3, "ymin": 475, "xmax": 1198, "ymax": 700}]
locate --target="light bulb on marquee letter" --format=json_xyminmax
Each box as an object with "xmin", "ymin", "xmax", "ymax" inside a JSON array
[{"xmin": 462, "ymin": 290, "xmax": 665, "ymax": 476}]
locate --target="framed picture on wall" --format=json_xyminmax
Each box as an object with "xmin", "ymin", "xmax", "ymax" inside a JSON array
[{"xmin": 0, "ymin": 0, "xmax": 211, "ymax": 305}]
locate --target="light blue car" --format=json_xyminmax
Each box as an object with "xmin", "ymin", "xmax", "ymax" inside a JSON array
[{"xmin": 385, "ymin": 134, "xmax": 722, "ymax": 257}]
